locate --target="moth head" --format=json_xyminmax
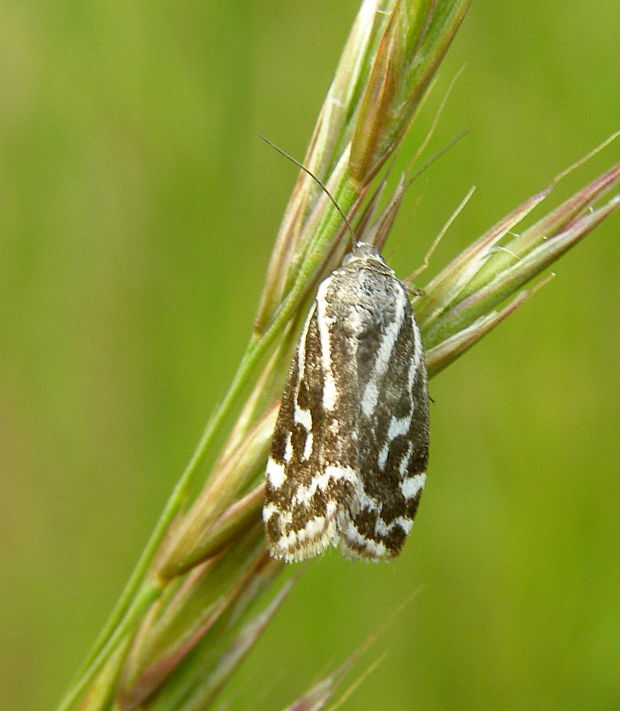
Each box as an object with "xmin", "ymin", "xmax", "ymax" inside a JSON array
[
  {"xmin": 343, "ymin": 241, "xmax": 392, "ymax": 273},
  {"xmin": 345, "ymin": 241, "xmax": 377, "ymax": 260}
]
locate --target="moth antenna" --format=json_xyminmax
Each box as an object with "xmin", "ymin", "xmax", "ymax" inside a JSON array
[{"xmin": 259, "ymin": 135, "xmax": 356, "ymax": 249}]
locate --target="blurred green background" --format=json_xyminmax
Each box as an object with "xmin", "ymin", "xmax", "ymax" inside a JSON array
[{"xmin": 2, "ymin": 2, "xmax": 618, "ymax": 709}]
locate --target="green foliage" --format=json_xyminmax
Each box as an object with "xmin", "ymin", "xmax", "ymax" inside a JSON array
[{"xmin": 2, "ymin": 1, "xmax": 618, "ymax": 710}]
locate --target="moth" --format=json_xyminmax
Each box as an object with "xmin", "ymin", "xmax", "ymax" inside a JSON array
[{"xmin": 263, "ymin": 241, "xmax": 429, "ymax": 562}]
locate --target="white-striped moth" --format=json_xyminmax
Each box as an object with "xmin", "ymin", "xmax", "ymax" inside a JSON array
[{"xmin": 263, "ymin": 241, "xmax": 429, "ymax": 561}]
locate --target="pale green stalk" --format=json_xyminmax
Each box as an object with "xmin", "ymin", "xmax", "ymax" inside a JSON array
[{"xmin": 56, "ymin": 1, "xmax": 619, "ymax": 709}]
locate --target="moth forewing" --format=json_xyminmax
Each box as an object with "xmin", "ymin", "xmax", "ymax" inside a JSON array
[{"xmin": 263, "ymin": 242, "xmax": 429, "ymax": 562}]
